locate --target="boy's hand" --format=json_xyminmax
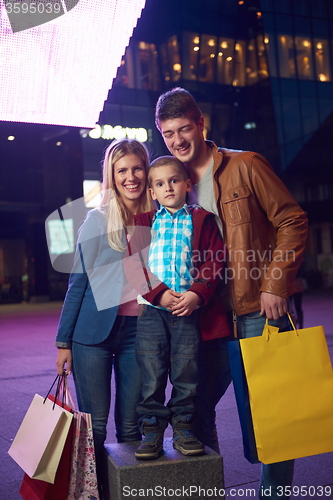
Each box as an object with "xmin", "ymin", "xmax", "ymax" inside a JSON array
[
  {"xmin": 172, "ymin": 291, "xmax": 200, "ymax": 316},
  {"xmin": 158, "ymin": 289, "xmax": 182, "ymax": 310}
]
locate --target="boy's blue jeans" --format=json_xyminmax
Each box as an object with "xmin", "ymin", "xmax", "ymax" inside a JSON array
[
  {"xmin": 136, "ymin": 305, "xmax": 200, "ymax": 431},
  {"xmin": 195, "ymin": 311, "xmax": 294, "ymax": 500}
]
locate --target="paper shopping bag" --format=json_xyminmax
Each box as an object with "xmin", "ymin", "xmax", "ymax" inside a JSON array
[
  {"xmin": 19, "ymin": 420, "xmax": 73, "ymax": 500},
  {"xmin": 228, "ymin": 340, "xmax": 259, "ymax": 464},
  {"xmin": 67, "ymin": 411, "xmax": 99, "ymax": 500},
  {"xmin": 8, "ymin": 393, "xmax": 73, "ymax": 483},
  {"xmin": 239, "ymin": 316, "xmax": 333, "ymax": 464}
]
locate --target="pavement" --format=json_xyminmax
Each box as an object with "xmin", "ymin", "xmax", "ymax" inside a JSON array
[{"xmin": 0, "ymin": 290, "xmax": 332, "ymax": 500}]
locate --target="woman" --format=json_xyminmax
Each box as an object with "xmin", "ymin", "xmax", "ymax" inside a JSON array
[{"xmin": 55, "ymin": 138, "xmax": 153, "ymax": 494}]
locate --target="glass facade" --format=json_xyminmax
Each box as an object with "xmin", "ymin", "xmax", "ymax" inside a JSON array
[
  {"xmin": 113, "ymin": 42, "xmax": 160, "ymax": 91},
  {"xmin": 111, "ymin": 7, "xmax": 333, "ymax": 170},
  {"xmin": 113, "ymin": 24, "xmax": 333, "ymax": 90},
  {"xmin": 105, "ymin": 0, "xmax": 333, "ymax": 286},
  {"xmin": 115, "ymin": 32, "xmax": 270, "ymax": 88},
  {"xmin": 265, "ymin": 33, "xmax": 332, "ymax": 82}
]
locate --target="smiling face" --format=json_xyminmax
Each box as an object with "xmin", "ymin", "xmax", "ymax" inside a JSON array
[
  {"xmin": 113, "ymin": 153, "xmax": 146, "ymax": 209},
  {"xmin": 149, "ymin": 163, "xmax": 191, "ymax": 214},
  {"xmin": 159, "ymin": 114, "xmax": 206, "ymax": 166}
]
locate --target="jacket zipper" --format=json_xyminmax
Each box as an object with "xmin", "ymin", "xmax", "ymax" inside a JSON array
[{"xmin": 232, "ymin": 310, "xmax": 237, "ymax": 339}]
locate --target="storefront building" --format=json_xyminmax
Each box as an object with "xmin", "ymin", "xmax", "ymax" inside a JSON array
[{"xmin": 1, "ymin": 0, "xmax": 332, "ymax": 302}]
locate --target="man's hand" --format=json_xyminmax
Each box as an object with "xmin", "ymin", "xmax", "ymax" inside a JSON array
[
  {"xmin": 172, "ymin": 291, "xmax": 200, "ymax": 316},
  {"xmin": 260, "ymin": 291, "xmax": 288, "ymax": 320},
  {"xmin": 56, "ymin": 348, "xmax": 72, "ymax": 376},
  {"xmin": 158, "ymin": 289, "xmax": 182, "ymax": 310}
]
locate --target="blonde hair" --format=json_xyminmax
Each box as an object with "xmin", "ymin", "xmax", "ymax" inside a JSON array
[{"xmin": 99, "ymin": 138, "xmax": 153, "ymax": 251}]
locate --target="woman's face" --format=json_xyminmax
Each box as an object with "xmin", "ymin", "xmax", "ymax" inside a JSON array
[{"xmin": 113, "ymin": 153, "xmax": 146, "ymax": 207}]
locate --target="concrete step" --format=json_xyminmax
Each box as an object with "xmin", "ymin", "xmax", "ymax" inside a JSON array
[{"xmin": 104, "ymin": 438, "xmax": 225, "ymax": 500}]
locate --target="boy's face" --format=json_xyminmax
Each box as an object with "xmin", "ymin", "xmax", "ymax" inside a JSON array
[{"xmin": 149, "ymin": 164, "xmax": 191, "ymax": 214}]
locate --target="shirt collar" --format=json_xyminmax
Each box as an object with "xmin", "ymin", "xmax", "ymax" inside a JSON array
[{"xmin": 157, "ymin": 203, "xmax": 190, "ymax": 218}]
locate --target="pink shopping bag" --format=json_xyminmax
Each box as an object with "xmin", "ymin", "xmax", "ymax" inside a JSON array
[{"xmin": 67, "ymin": 411, "xmax": 99, "ymax": 500}]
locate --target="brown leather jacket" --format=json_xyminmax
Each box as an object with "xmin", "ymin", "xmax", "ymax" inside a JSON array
[{"xmin": 208, "ymin": 141, "xmax": 308, "ymax": 316}]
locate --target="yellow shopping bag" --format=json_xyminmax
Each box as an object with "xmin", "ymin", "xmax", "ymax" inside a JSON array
[{"xmin": 239, "ymin": 314, "xmax": 333, "ymax": 464}]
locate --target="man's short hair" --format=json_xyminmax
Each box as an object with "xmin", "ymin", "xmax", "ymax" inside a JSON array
[
  {"xmin": 148, "ymin": 156, "xmax": 189, "ymax": 186},
  {"xmin": 155, "ymin": 87, "xmax": 202, "ymax": 130}
]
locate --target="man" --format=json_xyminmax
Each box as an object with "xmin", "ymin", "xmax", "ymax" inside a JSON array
[{"xmin": 154, "ymin": 87, "xmax": 308, "ymax": 500}]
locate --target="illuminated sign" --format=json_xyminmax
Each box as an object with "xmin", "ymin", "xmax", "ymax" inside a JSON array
[
  {"xmin": 82, "ymin": 124, "xmax": 149, "ymax": 142},
  {"xmin": 0, "ymin": 0, "xmax": 147, "ymax": 127}
]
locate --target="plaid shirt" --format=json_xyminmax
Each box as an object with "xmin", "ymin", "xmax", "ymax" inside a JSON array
[{"xmin": 138, "ymin": 204, "xmax": 194, "ymax": 306}]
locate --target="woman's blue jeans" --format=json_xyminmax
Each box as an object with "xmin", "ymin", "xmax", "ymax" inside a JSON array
[{"xmin": 72, "ymin": 315, "xmax": 142, "ymax": 488}]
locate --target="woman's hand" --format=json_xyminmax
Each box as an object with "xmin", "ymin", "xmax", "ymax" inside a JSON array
[
  {"xmin": 158, "ymin": 289, "xmax": 182, "ymax": 310},
  {"xmin": 56, "ymin": 348, "xmax": 72, "ymax": 376},
  {"xmin": 172, "ymin": 291, "xmax": 200, "ymax": 316}
]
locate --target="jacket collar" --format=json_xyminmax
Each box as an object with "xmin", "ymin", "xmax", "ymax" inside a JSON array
[{"xmin": 205, "ymin": 140, "xmax": 224, "ymax": 176}]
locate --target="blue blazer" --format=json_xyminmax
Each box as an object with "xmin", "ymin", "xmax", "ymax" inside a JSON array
[{"xmin": 56, "ymin": 209, "xmax": 125, "ymax": 347}]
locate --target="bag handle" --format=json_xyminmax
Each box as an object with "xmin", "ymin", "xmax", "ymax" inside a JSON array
[
  {"xmin": 65, "ymin": 383, "xmax": 76, "ymax": 411},
  {"xmin": 287, "ymin": 312, "xmax": 298, "ymax": 333},
  {"xmin": 44, "ymin": 372, "xmax": 72, "ymax": 410},
  {"xmin": 44, "ymin": 373, "xmax": 61, "ymax": 407},
  {"xmin": 264, "ymin": 312, "xmax": 299, "ymax": 341}
]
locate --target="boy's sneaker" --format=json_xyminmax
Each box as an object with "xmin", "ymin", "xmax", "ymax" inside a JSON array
[
  {"xmin": 173, "ymin": 421, "xmax": 205, "ymax": 456},
  {"xmin": 135, "ymin": 418, "xmax": 164, "ymax": 460}
]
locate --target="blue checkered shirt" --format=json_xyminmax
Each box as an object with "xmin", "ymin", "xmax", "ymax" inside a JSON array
[{"xmin": 138, "ymin": 204, "xmax": 194, "ymax": 306}]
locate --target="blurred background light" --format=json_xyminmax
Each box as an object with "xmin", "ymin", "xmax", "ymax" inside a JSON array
[{"xmin": 0, "ymin": 0, "xmax": 146, "ymax": 127}]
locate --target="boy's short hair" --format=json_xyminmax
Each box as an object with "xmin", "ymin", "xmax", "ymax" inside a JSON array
[
  {"xmin": 155, "ymin": 87, "xmax": 202, "ymax": 131},
  {"xmin": 148, "ymin": 156, "xmax": 189, "ymax": 186}
]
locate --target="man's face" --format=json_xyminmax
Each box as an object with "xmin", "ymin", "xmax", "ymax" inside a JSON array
[{"xmin": 159, "ymin": 115, "xmax": 205, "ymax": 166}]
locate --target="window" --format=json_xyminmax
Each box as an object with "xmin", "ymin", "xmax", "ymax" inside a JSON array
[
  {"xmin": 264, "ymin": 34, "xmax": 277, "ymax": 77},
  {"xmin": 167, "ymin": 36, "xmax": 182, "ymax": 82},
  {"xmin": 314, "ymin": 39, "xmax": 331, "ymax": 82},
  {"xmin": 278, "ymin": 35, "xmax": 296, "ymax": 78},
  {"xmin": 256, "ymin": 35, "xmax": 269, "ymax": 79},
  {"xmin": 113, "ymin": 42, "xmax": 160, "ymax": 90},
  {"xmin": 160, "ymin": 43, "xmax": 171, "ymax": 82},
  {"xmin": 183, "ymin": 32, "xmax": 200, "ymax": 81},
  {"xmin": 113, "ymin": 51, "xmax": 132, "ymax": 88},
  {"xmin": 181, "ymin": 31, "xmax": 270, "ymax": 86},
  {"xmin": 137, "ymin": 42, "xmax": 160, "ymax": 90},
  {"xmin": 234, "ymin": 40, "xmax": 246, "ymax": 86},
  {"xmin": 245, "ymin": 39, "xmax": 259, "ymax": 84},
  {"xmin": 295, "ymin": 37, "xmax": 314, "ymax": 79},
  {"xmin": 217, "ymin": 37, "xmax": 234, "ymax": 85},
  {"xmin": 198, "ymin": 35, "xmax": 217, "ymax": 82}
]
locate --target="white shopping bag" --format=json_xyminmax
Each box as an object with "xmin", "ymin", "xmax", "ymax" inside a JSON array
[{"xmin": 8, "ymin": 394, "xmax": 73, "ymax": 483}]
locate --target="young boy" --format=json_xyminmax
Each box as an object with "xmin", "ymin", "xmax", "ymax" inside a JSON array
[{"xmin": 126, "ymin": 156, "xmax": 229, "ymax": 460}]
